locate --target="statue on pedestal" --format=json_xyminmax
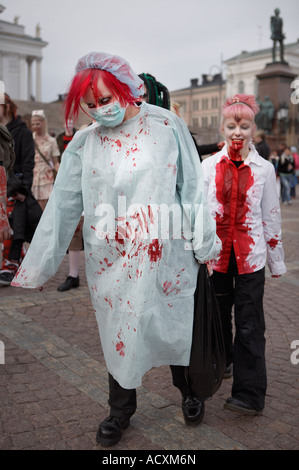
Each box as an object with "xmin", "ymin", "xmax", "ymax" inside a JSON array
[
  {"xmin": 35, "ymin": 23, "xmax": 41, "ymax": 39},
  {"xmin": 256, "ymin": 96, "xmax": 275, "ymax": 134},
  {"xmin": 271, "ymin": 8, "xmax": 286, "ymax": 63}
]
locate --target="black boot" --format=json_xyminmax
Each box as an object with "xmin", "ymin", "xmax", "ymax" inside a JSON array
[
  {"xmin": 182, "ymin": 396, "xmax": 205, "ymax": 425},
  {"xmin": 57, "ymin": 276, "xmax": 79, "ymax": 292},
  {"xmin": 96, "ymin": 416, "xmax": 130, "ymax": 447}
]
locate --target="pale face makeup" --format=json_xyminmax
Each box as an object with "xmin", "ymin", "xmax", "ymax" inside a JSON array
[
  {"xmin": 221, "ymin": 118, "xmax": 256, "ymax": 160},
  {"xmin": 31, "ymin": 116, "xmax": 46, "ymax": 136},
  {"xmin": 83, "ymin": 76, "xmax": 115, "ymax": 110},
  {"xmin": 82, "ymin": 76, "xmax": 140, "ymax": 123}
]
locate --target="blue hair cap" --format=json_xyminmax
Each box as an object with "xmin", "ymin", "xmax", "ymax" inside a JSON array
[{"xmin": 75, "ymin": 51, "xmax": 144, "ymax": 98}]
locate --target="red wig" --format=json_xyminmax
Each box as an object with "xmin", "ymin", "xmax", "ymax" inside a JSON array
[
  {"xmin": 3, "ymin": 94, "xmax": 17, "ymax": 120},
  {"xmin": 64, "ymin": 69, "xmax": 137, "ymax": 123},
  {"xmin": 222, "ymin": 94, "xmax": 259, "ymax": 122}
]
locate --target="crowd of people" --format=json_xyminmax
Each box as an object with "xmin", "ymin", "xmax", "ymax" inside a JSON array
[
  {"xmin": 0, "ymin": 51, "xmax": 293, "ymax": 447},
  {"xmin": 253, "ymin": 132, "xmax": 298, "ymax": 203}
]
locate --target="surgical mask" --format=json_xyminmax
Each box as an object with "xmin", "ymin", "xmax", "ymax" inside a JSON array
[{"xmin": 89, "ymin": 101, "xmax": 127, "ymax": 127}]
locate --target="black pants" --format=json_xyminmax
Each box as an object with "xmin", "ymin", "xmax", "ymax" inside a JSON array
[
  {"xmin": 108, "ymin": 366, "xmax": 190, "ymax": 420},
  {"xmin": 211, "ymin": 250, "xmax": 267, "ymax": 410}
]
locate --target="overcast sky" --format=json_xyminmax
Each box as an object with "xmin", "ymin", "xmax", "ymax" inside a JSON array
[{"xmin": 1, "ymin": 0, "xmax": 299, "ymax": 102}]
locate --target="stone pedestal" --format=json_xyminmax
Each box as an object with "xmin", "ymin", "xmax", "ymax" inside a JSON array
[{"xmin": 256, "ymin": 62, "xmax": 297, "ymax": 149}]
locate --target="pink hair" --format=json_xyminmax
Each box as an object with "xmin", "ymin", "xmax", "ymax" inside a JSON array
[
  {"xmin": 64, "ymin": 68, "xmax": 137, "ymax": 123},
  {"xmin": 222, "ymin": 94, "xmax": 259, "ymax": 122}
]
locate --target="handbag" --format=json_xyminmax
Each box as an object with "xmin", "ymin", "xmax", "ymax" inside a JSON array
[
  {"xmin": 186, "ymin": 264, "xmax": 226, "ymax": 401},
  {"xmin": 35, "ymin": 143, "xmax": 57, "ymax": 180}
]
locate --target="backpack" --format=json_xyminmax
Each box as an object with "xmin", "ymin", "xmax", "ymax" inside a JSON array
[{"xmin": 0, "ymin": 124, "xmax": 15, "ymax": 175}]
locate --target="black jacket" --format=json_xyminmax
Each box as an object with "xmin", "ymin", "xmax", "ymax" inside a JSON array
[
  {"xmin": 278, "ymin": 153, "xmax": 295, "ymax": 174},
  {"xmin": 5, "ymin": 116, "xmax": 41, "ymax": 243},
  {"xmin": 6, "ymin": 116, "xmax": 35, "ymax": 196},
  {"xmin": 255, "ymin": 140, "xmax": 271, "ymax": 160}
]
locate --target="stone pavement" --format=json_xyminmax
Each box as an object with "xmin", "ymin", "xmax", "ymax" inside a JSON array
[{"xmin": 0, "ymin": 199, "xmax": 298, "ymax": 451}]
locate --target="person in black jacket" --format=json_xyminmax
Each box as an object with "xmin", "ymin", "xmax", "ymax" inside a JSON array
[
  {"xmin": 278, "ymin": 146, "xmax": 295, "ymax": 205},
  {"xmin": 0, "ymin": 94, "xmax": 42, "ymax": 286},
  {"xmin": 253, "ymin": 130, "xmax": 271, "ymax": 160}
]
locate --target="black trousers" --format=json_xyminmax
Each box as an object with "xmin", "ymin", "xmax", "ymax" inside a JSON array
[
  {"xmin": 211, "ymin": 250, "xmax": 267, "ymax": 410},
  {"xmin": 108, "ymin": 366, "xmax": 190, "ymax": 420}
]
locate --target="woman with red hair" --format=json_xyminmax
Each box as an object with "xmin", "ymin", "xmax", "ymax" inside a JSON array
[
  {"xmin": 202, "ymin": 94, "xmax": 286, "ymax": 415},
  {"xmin": 12, "ymin": 52, "xmax": 220, "ymax": 446}
]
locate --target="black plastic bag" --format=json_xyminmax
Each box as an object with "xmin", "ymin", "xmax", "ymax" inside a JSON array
[{"xmin": 186, "ymin": 264, "xmax": 226, "ymax": 401}]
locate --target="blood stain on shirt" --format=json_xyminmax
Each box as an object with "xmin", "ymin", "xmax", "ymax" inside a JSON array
[
  {"xmin": 148, "ymin": 239, "xmax": 162, "ymax": 263},
  {"xmin": 267, "ymin": 238, "xmax": 279, "ymax": 249}
]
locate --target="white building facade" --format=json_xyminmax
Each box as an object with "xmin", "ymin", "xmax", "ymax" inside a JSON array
[
  {"xmin": 169, "ymin": 41, "xmax": 299, "ymax": 146},
  {"xmin": 0, "ymin": 5, "xmax": 47, "ymax": 101},
  {"xmin": 224, "ymin": 41, "xmax": 299, "ymax": 98}
]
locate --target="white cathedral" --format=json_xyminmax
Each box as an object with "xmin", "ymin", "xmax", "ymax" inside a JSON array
[{"xmin": 0, "ymin": 4, "xmax": 47, "ymax": 101}]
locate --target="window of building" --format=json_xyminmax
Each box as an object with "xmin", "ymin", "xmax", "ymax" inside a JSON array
[
  {"xmin": 201, "ymin": 116, "xmax": 208, "ymax": 127},
  {"xmin": 192, "ymin": 99, "xmax": 199, "ymax": 111},
  {"xmin": 212, "ymin": 97, "xmax": 218, "ymax": 109},
  {"xmin": 211, "ymin": 116, "xmax": 218, "ymax": 127},
  {"xmin": 201, "ymin": 98, "xmax": 209, "ymax": 110}
]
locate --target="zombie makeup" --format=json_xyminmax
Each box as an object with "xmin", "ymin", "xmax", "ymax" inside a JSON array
[
  {"xmin": 222, "ymin": 118, "xmax": 255, "ymax": 161},
  {"xmin": 228, "ymin": 139, "xmax": 244, "ymax": 161}
]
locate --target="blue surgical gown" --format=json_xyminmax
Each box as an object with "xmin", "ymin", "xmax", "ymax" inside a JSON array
[{"xmin": 12, "ymin": 102, "xmax": 220, "ymax": 389}]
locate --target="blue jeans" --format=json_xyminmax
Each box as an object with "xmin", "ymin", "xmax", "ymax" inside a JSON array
[{"xmin": 280, "ymin": 173, "xmax": 293, "ymax": 203}]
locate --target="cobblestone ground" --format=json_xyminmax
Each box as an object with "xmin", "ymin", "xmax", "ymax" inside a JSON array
[{"xmin": 0, "ymin": 198, "xmax": 298, "ymax": 451}]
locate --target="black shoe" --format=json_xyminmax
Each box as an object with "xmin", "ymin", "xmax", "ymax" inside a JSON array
[
  {"xmin": 182, "ymin": 396, "xmax": 205, "ymax": 425},
  {"xmin": 223, "ymin": 364, "xmax": 233, "ymax": 379},
  {"xmin": 57, "ymin": 276, "xmax": 79, "ymax": 292},
  {"xmin": 224, "ymin": 397, "xmax": 263, "ymax": 415},
  {"xmin": 0, "ymin": 271, "xmax": 15, "ymax": 286},
  {"xmin": 96, "ymin": 416, "xmax": 130, "ymax": 447}
]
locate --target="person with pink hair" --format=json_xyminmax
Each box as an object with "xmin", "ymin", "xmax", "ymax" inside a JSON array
[{"xmin": 202, "ymin": 94, "xmax": 286, "ymax": 415}]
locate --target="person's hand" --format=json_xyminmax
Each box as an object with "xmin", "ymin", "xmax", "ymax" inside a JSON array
[
  {"xmin": 206, "ymin": 263, "xmax": 213, "ymax": 276},
  {"xmin": 271, "ymin": 274, "xmax": 281, "ymax": 278},
  {"xmin": 0, "ymin": 195, "xmax": 11, "ymax": 241},
  {"xmin": 217, "ymin": 141, "xmax": 225, "ymax": 150},
  {"xmin": 199, "ymin": 260, "xmax": 213, "ymax": 276},
  {"xmin": 13, "ymin": 192, "xmax": 26, "ymax": 202},
  {"xmin": 0, "ymin": 213, "xmax": 11, "ymax": 241}
]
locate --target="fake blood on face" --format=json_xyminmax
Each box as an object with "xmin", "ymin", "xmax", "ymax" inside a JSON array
[
  {"xmin": 228, "ymin": 140, "xmax": 243, "ymax": 161},
  {"xmin": 228, "ymin": 140, "xmax": 243, "ymax": 162}
]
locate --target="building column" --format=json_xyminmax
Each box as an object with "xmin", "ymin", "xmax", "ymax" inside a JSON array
[
  {"xmin": 19, "ymin": 56, "xmax": 27, "ymax": 100},
  {"xmin": 36, "ymin": 57, "xmax": 42, "ymax": 101},
  {"xmin": 27, "ymin": 56, "xmax": 34, "ymax": 100}
]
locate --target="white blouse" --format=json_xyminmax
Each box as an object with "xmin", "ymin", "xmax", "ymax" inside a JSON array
[{"xmin": 202, "ymin": 143, "xmax": 286, "ymax": 276}]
